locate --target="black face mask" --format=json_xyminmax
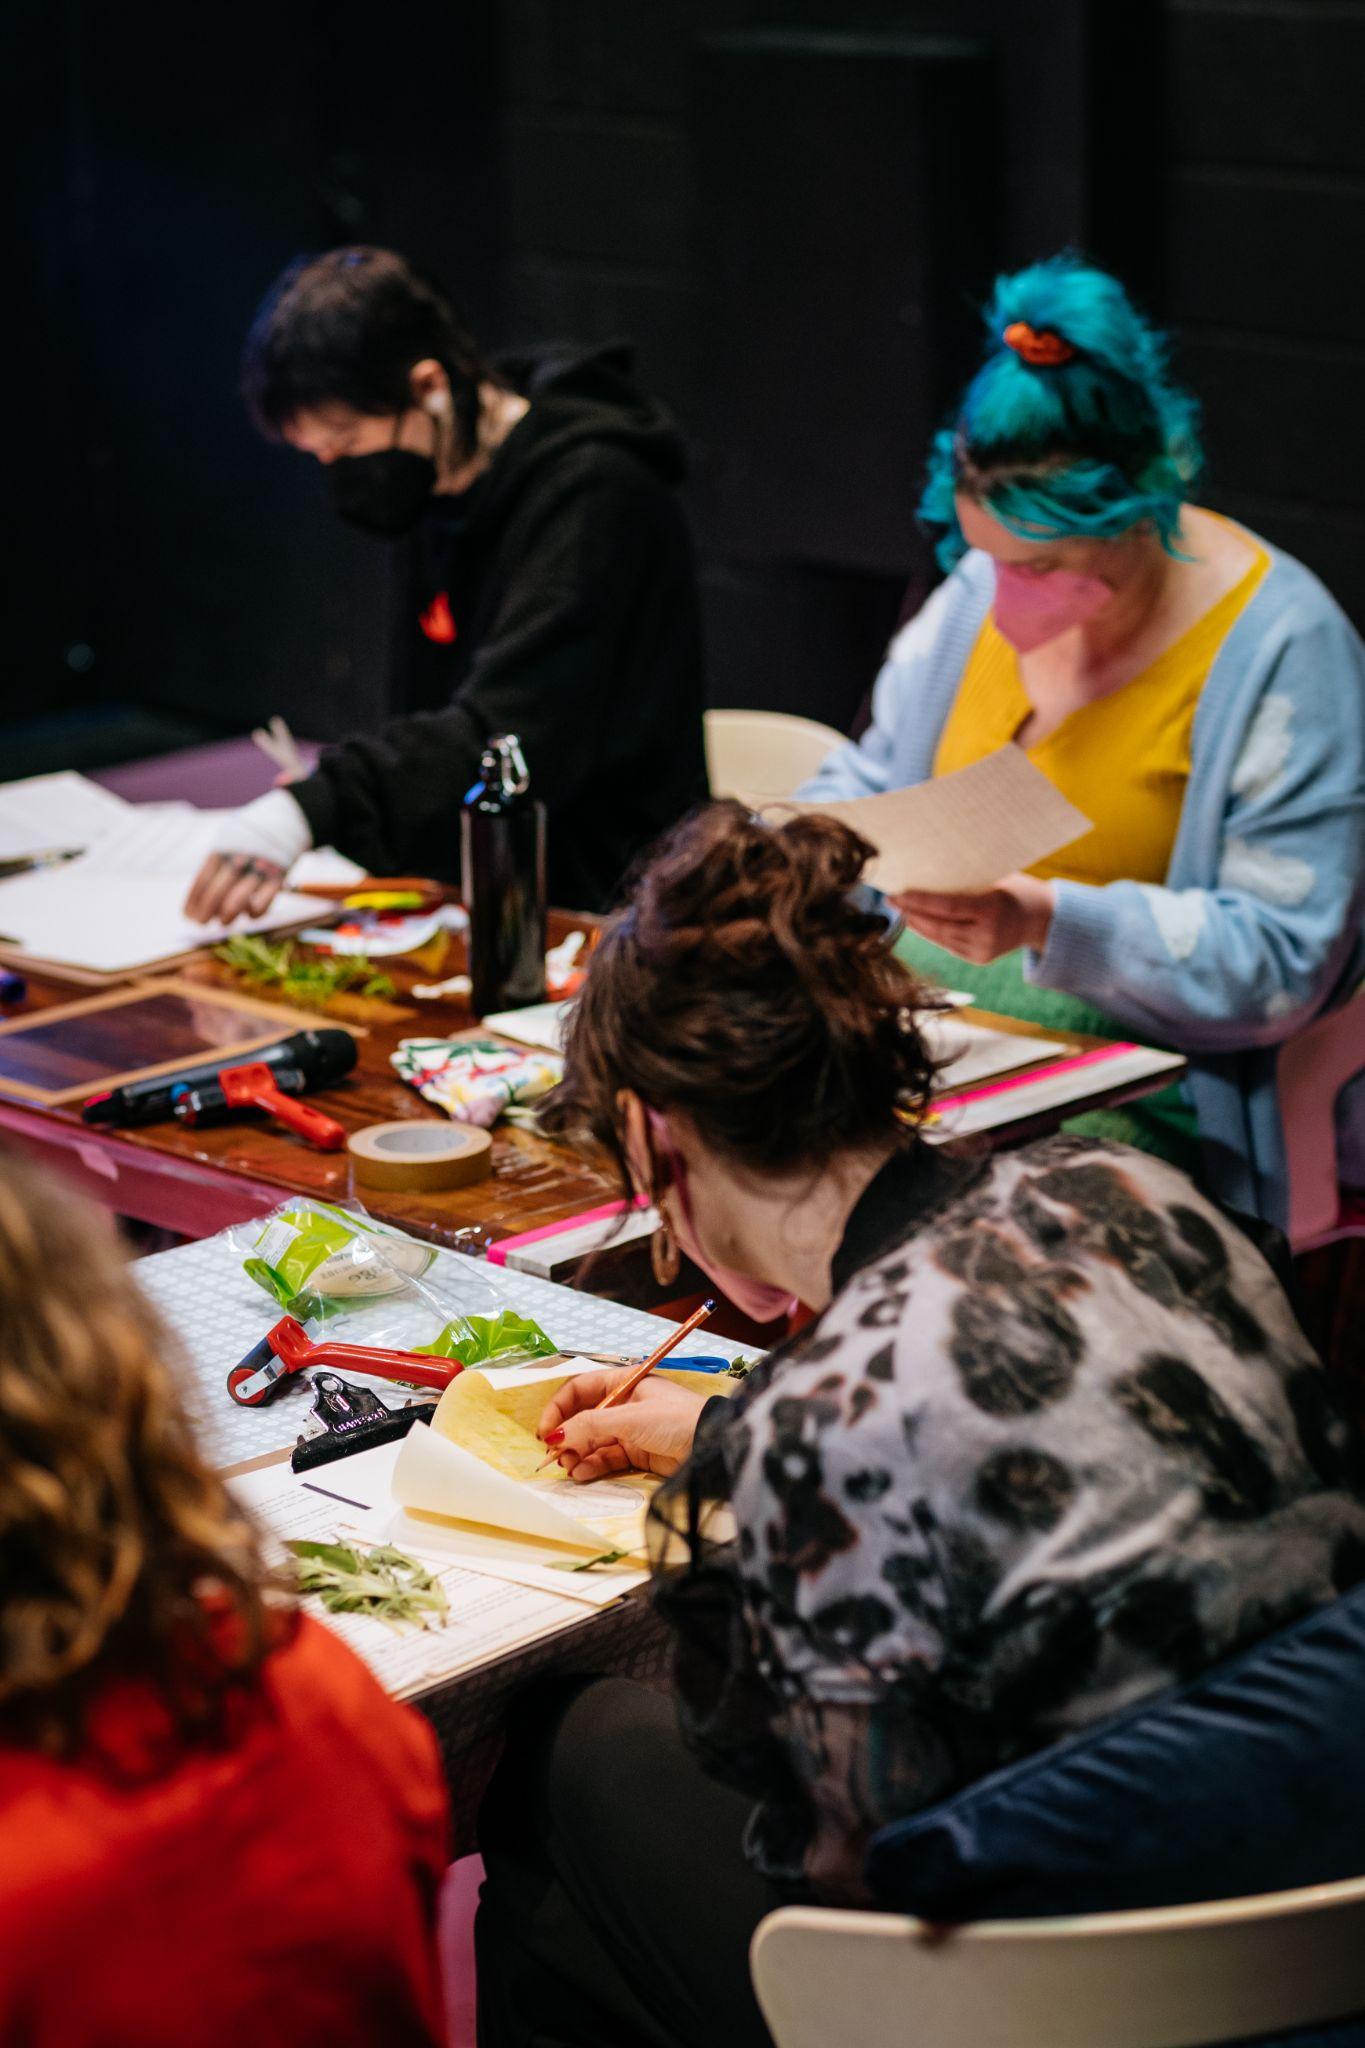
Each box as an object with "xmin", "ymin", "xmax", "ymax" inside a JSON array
[{"xmin": 327, "ymin": 445, "xmax": 437, "ymax": 536}]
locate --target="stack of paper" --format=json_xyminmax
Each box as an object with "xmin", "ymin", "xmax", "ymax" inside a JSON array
[
  {"xmin": 231, "ymin": 1446, "xmax": 618, "ymax": 1700},
  {"xmin": 922, "ymin": 1012, "xmax": 1067, "ymax": 1091},
  {"xmin": 0, "ymin": 771, "xmax": 362, "ymax": 979}
]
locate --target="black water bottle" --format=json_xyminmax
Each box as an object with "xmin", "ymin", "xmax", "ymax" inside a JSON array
[{"xmin": 461, "ymin": 733, "xmax": 547, "ymax": 1016}]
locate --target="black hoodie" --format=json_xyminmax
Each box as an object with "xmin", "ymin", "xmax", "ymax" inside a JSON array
[{"xmin": 292, "ymin": 345, "xmax": 707, "ymax": 912}]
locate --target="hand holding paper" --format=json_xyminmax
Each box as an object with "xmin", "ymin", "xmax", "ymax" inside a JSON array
[
  {"xmin": 768, "ymin": 745, "xmax": 1089, "ymax": 895},
  {"xmin": 892, "ymin": 870, "xmax": 1058, "ymax": 962}
]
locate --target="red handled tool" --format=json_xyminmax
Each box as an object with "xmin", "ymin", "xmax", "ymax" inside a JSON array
[
  {"xmin": 227, "ymin": 1315, "xmax": 464, "ymax": 1407},
  {"xmin": 172, "ymin": 1061, "xmax": 347, "ymax": 1150}
]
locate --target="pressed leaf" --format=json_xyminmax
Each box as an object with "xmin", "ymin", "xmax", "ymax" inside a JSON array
[{"xmin": 550, "ymin": 1548, "xmax": 628, "ymax": 1573}]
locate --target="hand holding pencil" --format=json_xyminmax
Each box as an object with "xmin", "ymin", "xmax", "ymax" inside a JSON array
[{"xmin": 536, "ymin": 1300, "xmax": 716, "ymax": 1484}]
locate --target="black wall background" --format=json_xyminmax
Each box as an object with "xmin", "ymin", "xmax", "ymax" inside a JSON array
[{"xmin": 7, "ymin": 0, "xmax": 1365, "ymax": 771}]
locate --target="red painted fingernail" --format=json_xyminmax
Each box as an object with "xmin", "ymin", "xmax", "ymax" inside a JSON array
[{"xmin": 543, "ymin": 1429, "xmax": 565, "ymax": 1444}]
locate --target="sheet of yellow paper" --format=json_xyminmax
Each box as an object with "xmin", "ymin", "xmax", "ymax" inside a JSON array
[{"xmin": 432, "ymin": 1370, "xmax": 553, "ymax": 1479}]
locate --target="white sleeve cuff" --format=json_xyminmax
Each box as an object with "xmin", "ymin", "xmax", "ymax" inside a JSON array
[{"xmin": 207, "ymin": 787, "xmax": 314, "ymax": 871}]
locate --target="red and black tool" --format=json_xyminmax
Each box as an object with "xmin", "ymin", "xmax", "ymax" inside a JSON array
[
  {"xmin": 83, "ymin": 1027, "xmax": 356, "ymax": 1129},
  {"xmin": 227, "ymin": 1315, "xmax": 464, "ymax": 1407},
  {"xmin": 172, "ymin": 1061, "xmax": 347, "ymax": 1150}
]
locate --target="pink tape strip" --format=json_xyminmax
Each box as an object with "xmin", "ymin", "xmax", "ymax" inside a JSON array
[
  {"xmin": 932, "ymin": 1042, "xmax": 1139, "ymax": 1115},
  {"xmin": 486, "ymin": 1194, "xmax": 648, "ymax": 1264}
]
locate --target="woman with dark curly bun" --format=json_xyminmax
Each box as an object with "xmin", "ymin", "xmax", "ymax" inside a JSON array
[
  {"xmin": 0, "ymin": 1151, "xmax": 449, "ymax": 2048},
  {"xmin": 474, "ymin": 802, "xmax": 1365, "ymax": 2048}
]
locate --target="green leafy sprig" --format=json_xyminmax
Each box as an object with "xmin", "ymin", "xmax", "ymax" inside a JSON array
[
  {"xmin": 550, "ymin": 1548, "xmax": 628, "ymax": 1572},
  {"xmin": 215, "ymin": 933, "xmax": 395, "ymax": 1006},
  {"xmin": 285, "ymin": 1539, "xmax": 449, "ymax": 1630}
]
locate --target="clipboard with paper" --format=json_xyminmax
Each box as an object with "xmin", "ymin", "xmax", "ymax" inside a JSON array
[{"xmin": 392, "ymin": 1361, "xmax": 733, "ymax": 1559}]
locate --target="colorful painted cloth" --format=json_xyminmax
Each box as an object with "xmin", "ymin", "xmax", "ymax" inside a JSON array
[
  {"xmin": 652, "ymin": 1137, "xmax": 1365, "ymax": 1901},
  {"xmin": 392, "ymin": 1037, "xmax": 563, "ymax": 1128}
]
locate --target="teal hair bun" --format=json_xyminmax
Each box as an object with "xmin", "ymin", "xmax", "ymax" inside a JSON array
[{"xmin": 920, "ymin": 253, "xmax": 1204, "ymax": 570}]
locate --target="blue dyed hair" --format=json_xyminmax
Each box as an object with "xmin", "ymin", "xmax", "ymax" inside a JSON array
[{"xmin": 920, "ymin": 255, "xmax": 1203, "ymax": 571}]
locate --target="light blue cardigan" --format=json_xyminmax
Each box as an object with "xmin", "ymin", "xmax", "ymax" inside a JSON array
[{"xmin": 800, "ymin": 546, "xmax": 1365, "ymax": 1228}]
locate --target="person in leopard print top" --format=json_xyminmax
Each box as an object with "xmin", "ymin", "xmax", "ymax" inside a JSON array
[
  {"xmin": 678, "ymin": 1132, "xmax": 1364, "ymax": 1898},
  {"xmin": 474, "ymin": 801, "xmax": 1365, "ymax": 2048}
]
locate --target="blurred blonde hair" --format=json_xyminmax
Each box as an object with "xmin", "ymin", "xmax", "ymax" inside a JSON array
[{"xmin": 0, "ymin": 1149, "xmax": 287, "ymax": 1755}]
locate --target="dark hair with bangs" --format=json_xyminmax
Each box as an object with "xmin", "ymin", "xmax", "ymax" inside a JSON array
[{"xmin": 241, "ymin": 245, "xmax": 496, "ymax": 457}]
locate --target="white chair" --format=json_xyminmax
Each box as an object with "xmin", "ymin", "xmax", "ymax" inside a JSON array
[
  {"xmin": 704, "ymin": 709, "xmax": 848, "ymax": 803},
  {"xmin": 751, "ymin": 1877, "xmax": 1365, "ymax": 2048},
  {"xmin": 1279, "ymin": 983, "xmax": 1365, "ymax": 1252}
]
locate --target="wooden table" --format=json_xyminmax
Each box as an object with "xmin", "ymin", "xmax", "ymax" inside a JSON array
[
  {"xmin": 0, "ymin": 911, "xmax": 650, "ymax": 1268},
  {"xmin": 0, "ymin": 918, "xmax": 1186, "ymax": 1302}
]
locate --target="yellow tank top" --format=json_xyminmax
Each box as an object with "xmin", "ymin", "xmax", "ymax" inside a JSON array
[{"xmin": 933, "ymin": 533, "xmax": 1270, "ymax": 885}]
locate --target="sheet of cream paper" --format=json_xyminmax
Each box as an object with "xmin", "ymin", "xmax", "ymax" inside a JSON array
[
  {"xmin": 393, "ymin": 1416, "xmax": 654, "ymax": 1554},
  {"xmin": 772, "ymin": 744, "xmax": 1090, "ymax": 894},
  {"xmin": 0, "ymin": 772, "xmax": 362, "ymax": 972},
  {"xmin": 385, "ymin": 1504, "xmax": 650, "ymax": 1608},
  {"xmin": 229, "ymin": 1456, "xmax": 593, "ymax": 1697}
]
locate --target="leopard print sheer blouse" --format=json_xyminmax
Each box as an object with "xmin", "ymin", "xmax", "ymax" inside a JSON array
[{"xmin": 650, "ymin": 1137, "xmax": 1365, "ymax": 1901}]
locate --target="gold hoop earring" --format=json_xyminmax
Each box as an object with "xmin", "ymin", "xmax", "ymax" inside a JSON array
[{"xmin": 651, "ymin": 1212, "xmax": 681, "ymax": 1287}]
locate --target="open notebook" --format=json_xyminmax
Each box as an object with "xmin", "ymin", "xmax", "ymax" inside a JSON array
[{"xmin": 0, "ymin": 771, "xmax": 362, "ymax": 977}]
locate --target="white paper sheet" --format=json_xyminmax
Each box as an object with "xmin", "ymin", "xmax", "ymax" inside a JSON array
[
  {"xmin": 0, "ymin": 773, "xmax": 363, "ymax": 973},
  {"xmin": 481, "ymin": 1000, "xmax": 572, "ymax": 1051},
  {"xmin": 0, "ymin": 771, "xmax": 128, "ymax": 860},
  {"xmin": 779, "ymin": 745, "xmax": 1090, "ymax": 894}
]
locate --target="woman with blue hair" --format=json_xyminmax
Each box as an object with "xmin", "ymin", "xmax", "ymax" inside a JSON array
[{"xmin": 801, "ymin": 255, "xmax": 1365, "ymax": 1229}]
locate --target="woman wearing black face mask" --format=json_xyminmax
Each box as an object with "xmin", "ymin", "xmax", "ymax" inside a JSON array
[{"xmin": 184, "ymin": 246, "xmax": 707, "ymax": 923}]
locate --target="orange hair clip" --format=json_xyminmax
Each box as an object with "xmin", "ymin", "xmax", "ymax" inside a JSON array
[{"xmin": 1002, "ymin": 320, "xmax": 1076, "ymax": 367}]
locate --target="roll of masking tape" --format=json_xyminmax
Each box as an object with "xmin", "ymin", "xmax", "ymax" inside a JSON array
[{"xmin": 348, "ymin": 1120, "xmax": 493, "ymax": 1193}]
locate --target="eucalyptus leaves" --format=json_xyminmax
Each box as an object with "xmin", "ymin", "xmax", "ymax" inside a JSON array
[{"xmin": 285, "ymin": 1539, "xmax": 449, "ymax": 1631}]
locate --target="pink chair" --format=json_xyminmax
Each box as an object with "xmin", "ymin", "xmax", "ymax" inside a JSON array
[
  {"xmin": 1280, "ymin": 985, "xmax": 1365, "ymax": 1253},
  {"xmin": 439, "ymin": 1856, "xmax": 482, "ymax": 2047}
]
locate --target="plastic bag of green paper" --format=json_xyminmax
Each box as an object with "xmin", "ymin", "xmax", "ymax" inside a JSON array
[
  {"xmin": 414, "ymin": 1308, "xmax": 559, "ymax": 1367},
  {"xmin": 235, "ymin": 1199, "xmax": 438, "ymax": 1318},
  {"xmin": 227, "ymin": 1198, "xmax": 559, "ymax": 1369}
]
